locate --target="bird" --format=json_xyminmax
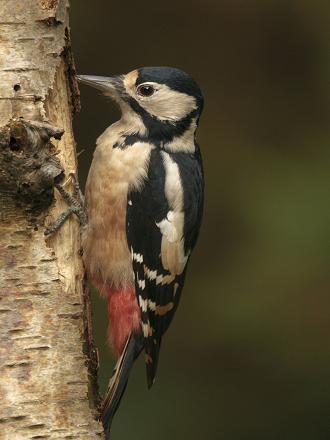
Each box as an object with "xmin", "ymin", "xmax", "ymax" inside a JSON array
[{"xmin": 77, "ymin": 66, "xmax": 204, "ymax": 436}]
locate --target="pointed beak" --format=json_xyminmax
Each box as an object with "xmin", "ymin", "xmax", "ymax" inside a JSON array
[{"xmin": 76, "ymin": 75, "xmax": 125, "ymax": 97}]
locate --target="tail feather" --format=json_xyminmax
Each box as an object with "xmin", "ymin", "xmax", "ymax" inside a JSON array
[
  {"xmin": 102, "ymin": 331, "xmax": 143, "ymax": 438},
  {"xmin": 145, "ymin": 337, "xmax": 161, "ymax": 389}
]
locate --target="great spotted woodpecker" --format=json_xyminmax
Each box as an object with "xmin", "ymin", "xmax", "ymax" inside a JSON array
[{"xmin": 75, "ymin": 67, "xmax": 204, "ymax": 435}]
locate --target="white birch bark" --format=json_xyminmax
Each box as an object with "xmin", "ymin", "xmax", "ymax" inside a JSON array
[{"xmin": 0, "ymin": 1, "xmax": 104, "ymax": 438}]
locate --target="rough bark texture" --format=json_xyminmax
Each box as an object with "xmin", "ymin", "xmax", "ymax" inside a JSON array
[{"xmin": 0, "ymin": 1, "xmax": 104, "ymax": 438}]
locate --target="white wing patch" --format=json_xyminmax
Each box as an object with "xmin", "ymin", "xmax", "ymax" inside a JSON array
[
  {"xmin": 161, "ymin": 238, "xmax": 188, "ymax": 275},
  {"xmin": 156, "ymin": 211, "xmax": 180, "ymax": 242},
  {"xmin": 158, "ymin": 152, "xmax": 189, "ymax": 275}
]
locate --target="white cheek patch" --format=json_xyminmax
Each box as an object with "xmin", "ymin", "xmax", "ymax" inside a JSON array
[
  {"xmin": 123, "ymin": 77, "xmax": 197, "ymax": 122},
  {"xmin": 141, "ymin": 85, "xmax": 197, "ymax": 121}
]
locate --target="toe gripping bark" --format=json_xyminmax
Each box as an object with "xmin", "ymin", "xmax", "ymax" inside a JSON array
[{"xmin": 44, "ymin": 172, "xmax": 87, "ymax": 236}]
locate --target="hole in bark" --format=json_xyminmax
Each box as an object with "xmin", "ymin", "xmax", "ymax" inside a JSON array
[
  {"xmin": 13, "ymin": 84, "xmax": 21, "ymax": 92},
  {"xmin": 9, "ymin": 137, "xmax": 20, "ymax": 151}
]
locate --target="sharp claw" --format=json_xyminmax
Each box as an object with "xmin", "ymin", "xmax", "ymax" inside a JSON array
[
  {"xmin": 69, "ymin": 172, "xmax": 77, "ymax": 184},
  {"xmin": 44, "ymin": 174, "xmax": 87, "ymax": 235}
]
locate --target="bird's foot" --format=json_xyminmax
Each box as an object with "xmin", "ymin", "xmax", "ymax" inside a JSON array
[{"xmin": 44, "ymin": 173, "xmax": 87, "ymax": 236}]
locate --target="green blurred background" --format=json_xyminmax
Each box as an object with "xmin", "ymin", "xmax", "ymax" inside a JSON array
[{"xmin": 70, "ymin": 1, "xmax": 330, "ymax": 438}]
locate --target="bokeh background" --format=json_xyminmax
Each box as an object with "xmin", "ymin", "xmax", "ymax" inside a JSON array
[{"xmin": 70, "ymin": 1, "xmax": 330, "ymax": 439}]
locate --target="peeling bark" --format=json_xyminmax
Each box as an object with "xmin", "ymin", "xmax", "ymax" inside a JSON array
[{"xmin": 0, "ymin": 1, "xmax": 103, "ymax": 439}]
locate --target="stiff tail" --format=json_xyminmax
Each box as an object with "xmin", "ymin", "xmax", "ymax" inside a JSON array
[
  {"xmin": 102, "ymin": 331, "xmax": 144, "ymax": 438},
  {"xmin": 145, "ymin": 337, "xmax": 161, "ymax": 389}
]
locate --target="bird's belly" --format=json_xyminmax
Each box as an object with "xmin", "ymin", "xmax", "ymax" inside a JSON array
[
  {"xmin": 82, "ymin": 138, "xmax": 153, "ymax": 290},
  {"xmin": 82, "ymin": 189, "xmax": 133, "ymax": 290}
]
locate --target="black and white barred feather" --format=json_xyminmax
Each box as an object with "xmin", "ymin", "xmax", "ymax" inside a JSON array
[{"xmin": 127, "ymin": 146, "xmax": 204, "ymax": 386}]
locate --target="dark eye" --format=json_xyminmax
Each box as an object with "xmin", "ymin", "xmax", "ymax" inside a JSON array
[{"xmin": 137, "ymin": 84, "xmax": 155, "ymax": 97}]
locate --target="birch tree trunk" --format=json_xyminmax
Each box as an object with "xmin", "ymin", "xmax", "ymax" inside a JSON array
[{"xmin": 0, "ymin": 1, "xmax": 104, "ymax": 438}]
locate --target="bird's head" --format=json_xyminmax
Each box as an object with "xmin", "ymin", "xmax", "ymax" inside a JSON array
[{"xmin": 77, "ymin": 67, "xmax": 203, "ymax": 142}]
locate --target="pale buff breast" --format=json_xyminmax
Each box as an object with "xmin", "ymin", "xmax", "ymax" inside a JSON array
[{"xmin": 82, "ymin": 123, "xmax": 153, "ymax": 290}]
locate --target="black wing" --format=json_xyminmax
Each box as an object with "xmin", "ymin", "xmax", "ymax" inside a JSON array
[{"xmin": 126, "ymin": 147, "xmax": 204, "ymax": 387}]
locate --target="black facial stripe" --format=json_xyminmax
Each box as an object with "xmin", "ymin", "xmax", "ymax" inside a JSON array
[
  {"xmin": 124, "ymin": 95, "xmax": 198, "ymax": 143},
  {"xmin": 113, "ymin": 111, "xmax": 198, "ymax": 149},
  {"xmin": 113, "ymin": 134, "xmax": 145, "ymax": 149}
]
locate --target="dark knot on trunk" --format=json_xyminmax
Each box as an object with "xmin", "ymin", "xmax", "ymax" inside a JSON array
[{"xmin": 0, "ymin": 118, "xmax": 64, "ymax": 211}]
